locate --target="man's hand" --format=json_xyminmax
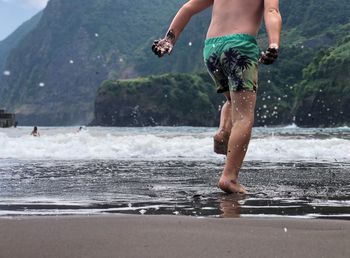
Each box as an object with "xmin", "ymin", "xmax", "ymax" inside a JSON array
[
  {"xmin": 259, "ymin": 44, "xmax": 279, "ymax": 65},
  {"xmin": 151, "ymin": 38, "xmax": 174, "ymax": 58}
]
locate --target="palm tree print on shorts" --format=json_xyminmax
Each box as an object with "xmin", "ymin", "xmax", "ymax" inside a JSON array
[
  {"xmin": 205, "ymin": 53, "xmax": 229, "ymax": 93},
  {"xmin": 222, "ymin": 48, "xmax": 252, "ymax": 91}
]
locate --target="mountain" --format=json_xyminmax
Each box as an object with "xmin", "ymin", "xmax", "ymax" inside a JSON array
[
  {"xmin": 0, "ymin": 12, "xmax": 42, "ymax": 74},
  {"xmin": 0, "ymin": 0, "xmax": 194, "ymax": 125},
  {"xmin": 0, "ymin": 0, "xmax": 349, "ymax": 126}
]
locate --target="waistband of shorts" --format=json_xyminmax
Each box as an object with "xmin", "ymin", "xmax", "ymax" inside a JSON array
[{"xmin": 204, "ymin": 33, "xmax": 257, "ymax": 45}]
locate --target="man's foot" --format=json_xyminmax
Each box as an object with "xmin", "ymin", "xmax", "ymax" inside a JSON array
[
  {"xmin": 213, "ymin": 129, "xmax": 230, "ymax": 155},
  {"xmin": 218, "ymin": 177, "xmax": 247, "ymax": 194}
]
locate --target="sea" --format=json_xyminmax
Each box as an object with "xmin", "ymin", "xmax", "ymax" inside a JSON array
[{"xmin": 0, "ymin": 125, "xmax": 349, "ymax": 219}]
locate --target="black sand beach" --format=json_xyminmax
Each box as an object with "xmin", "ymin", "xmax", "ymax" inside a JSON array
[
  {"xmin": 1, "ymin": 160, "xmax": 349, "ymax": 218},
  {"xmin": 1, "ymin": 127, "xmax": 349, "ymax": 257},
  {"xmin": 1, "ymin": 215, "xmax": 349, "ymax": 258}
]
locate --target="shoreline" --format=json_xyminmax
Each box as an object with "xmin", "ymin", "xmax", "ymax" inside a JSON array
[{"xmin": 1, "ymin": 215, "xmax": 349, "ymax": 258}]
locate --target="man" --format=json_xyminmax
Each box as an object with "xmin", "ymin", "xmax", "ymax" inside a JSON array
[{"xmin": 152, "ymin": 0, "xmax": 282, "ymax": 194}]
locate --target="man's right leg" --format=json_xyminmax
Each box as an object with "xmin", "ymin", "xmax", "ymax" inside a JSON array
[
  {"xmin": 218, "ymin": 90, "xmax": 257, "ymax": 194},
  {"xmin": 214, "ymin": 92, "xmax": 232, "ymax": 155}
]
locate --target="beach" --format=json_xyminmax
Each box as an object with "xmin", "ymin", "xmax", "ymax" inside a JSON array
[
  {"xmin": 1, "ymin": 126, "xmax": 349, "ymax": 218},
  {"xmin": 0, "ymin": 126, "xmax": 349, "ymax": 257},
  {"xmin": 1, "ymin": 215, "xmax": 350, "ymax": 258}
]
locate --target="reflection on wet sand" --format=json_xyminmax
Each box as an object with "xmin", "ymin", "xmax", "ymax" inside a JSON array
[{"xmin": 219, "ymin": 194, "xmax": 245, "ymax": 218}]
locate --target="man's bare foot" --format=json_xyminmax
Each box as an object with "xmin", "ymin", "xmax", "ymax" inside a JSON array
[
  {"xmin": 213, "ymin": 129, "xmax": 230, "ymax": 155},
  {"xmin": 218, "ymin": 177, "xmax": 247, "ymax": 194}
]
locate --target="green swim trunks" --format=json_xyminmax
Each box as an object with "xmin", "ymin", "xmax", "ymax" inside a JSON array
[{"xmin": 203, "ymin": 34, "xmax": 260, "ymax": 93}]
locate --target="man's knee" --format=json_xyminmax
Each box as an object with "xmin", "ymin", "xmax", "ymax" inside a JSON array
[{"xmin": 232, "ymin": 115, "xmax": 254, "ymax": 130}]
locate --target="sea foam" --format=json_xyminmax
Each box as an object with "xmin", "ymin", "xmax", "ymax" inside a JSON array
[{"xmin": 0, "ymin": 127, "xmax": 349, "ymax": 162}]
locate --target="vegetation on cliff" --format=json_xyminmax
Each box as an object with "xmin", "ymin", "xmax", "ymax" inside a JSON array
[
  {"xmin": 293, "ymin": 37, "xmax": 350, "ymax": 127},
  {"xmin": 92, "ymin": 73, "xmax": 222, "ymax": 126}
]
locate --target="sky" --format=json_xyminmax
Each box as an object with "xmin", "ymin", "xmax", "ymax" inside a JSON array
[{"xmin": 0, "ymin": 0, "xmax": 48, "ymax": 41}]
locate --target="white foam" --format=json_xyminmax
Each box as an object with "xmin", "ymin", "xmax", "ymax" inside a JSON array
[
  {"xmin": 246, "ymin": 137, "xmax": 350, "ymax": 162},
  {"xmin": 0, "ymin": 127, "xmax": 349, "ymax": 162}
]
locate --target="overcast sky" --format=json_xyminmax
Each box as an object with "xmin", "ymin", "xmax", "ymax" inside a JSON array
[{"xmin": 0, "ymin": 0, "xmax": 48, "ymax": 41}]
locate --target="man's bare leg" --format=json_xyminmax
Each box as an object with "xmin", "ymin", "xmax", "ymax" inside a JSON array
[
  {"xmin": 218, "ymin": 91, "xmax": 256, "ymax": 194},
  {"xmin": 214, "ymin": 92, "xmax": 232, "ymax": 155}
]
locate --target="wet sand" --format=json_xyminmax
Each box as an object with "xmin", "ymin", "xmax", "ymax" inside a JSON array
[{"xmin": 1, "ymin": 215, "xmax": 349, "ymax": 258}]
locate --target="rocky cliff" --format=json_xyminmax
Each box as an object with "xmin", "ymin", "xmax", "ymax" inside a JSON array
[{"xmin": 92, "ymin": 73, "xmax": 222, "ymax": 126}]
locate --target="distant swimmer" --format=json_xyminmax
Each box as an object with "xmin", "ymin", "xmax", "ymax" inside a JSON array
[
  {"xmin": 76, "ymin": 126, "xmax": 84, "ymax": 133},
  {"xmin": 30, "ymin": 126, "xmax": 40, "ymax": 137},
  {"xmin": 152, "ymin": 0, "xmax": 282, "ymax": 194}
]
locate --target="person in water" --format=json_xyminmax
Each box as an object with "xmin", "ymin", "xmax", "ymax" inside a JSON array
[
  {"xmin": 30, "ymin": 126, "xmax": 40, "ymax": 137},
  {"xmin": 152, "ymin": 0, "xmax": 282, "ymax": 194}
]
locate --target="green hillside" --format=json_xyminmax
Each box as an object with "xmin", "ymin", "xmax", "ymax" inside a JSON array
[
  {"xmin": 256, "ymin": 0, "xmax": 350, "ymax": 125},
  {"xmin": 0, "ymin": 0, "xmax": 194, "ymax": 125},
  {"xmin": 293, "ymin": 37, "xmax": 350, "ymax": 127},
  {"xmin": 0, "ymin": 0, "xmax": 349, "ymax": 126}
]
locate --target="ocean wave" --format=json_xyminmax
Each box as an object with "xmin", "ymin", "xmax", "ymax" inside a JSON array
[{"xmin": 0, "ymin": 130, "xmax": 349, "ymax": 162}]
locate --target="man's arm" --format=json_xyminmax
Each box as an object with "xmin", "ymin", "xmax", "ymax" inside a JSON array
[
  {"xmin": 152, "ymin": 0, "xmax": 213, "ymax": 57},
  {"xmin": 264, "ymin": 0, "xmax": 282, "ymax": 47},
  {"xmin": 260, "ymin": 0, "xmax": 282, "ymax": 65}
]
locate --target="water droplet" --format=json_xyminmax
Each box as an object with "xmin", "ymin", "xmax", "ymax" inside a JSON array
[
  {"xmin": 267, "ymin": 80, "xmax": 271, "ymax": 84},
  {"xmin": 119, "ymin": 58, "xmax": 124, "ymax": 62},
  {"xmin": 3, "ymin": 70, "xmax": 10, "ymax": 76},
  {"xmin": 188, "ymin": 41, "xmax": 192, "ymax": 46},
  {"xmin": 94, "ymin": 33, "xmax": 99, "ymax": 37},
  {"xmin": 69, "ymin": 60, "xmax": 74, "ymax": 64},
  {"xmin": 284, "ymin": 227, "xmax": 288, "ymax": 232},
  {"xmin": 39, "ymin": 82, "xmax": 45, "ymax": 87}
]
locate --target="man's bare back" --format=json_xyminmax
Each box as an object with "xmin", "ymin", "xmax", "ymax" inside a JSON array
[{"xmin": 208, "ymin": 0, "xmax": 264, "ymax": 38}]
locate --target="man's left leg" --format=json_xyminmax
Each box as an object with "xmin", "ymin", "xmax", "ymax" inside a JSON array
[{"xmin": 214, "ymin": 92, "xmax": 232, "ymax": 155}]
